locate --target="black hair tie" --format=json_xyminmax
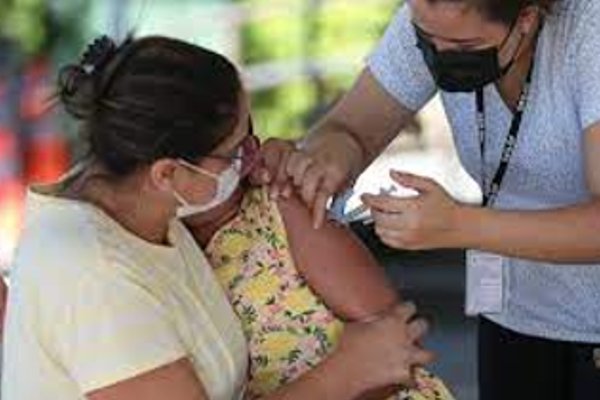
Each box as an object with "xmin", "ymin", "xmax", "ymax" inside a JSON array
[
  {"xmin": 80, "ymin": 36, "xmax": 118, "ymax": 76},
  {"xmin": 57, "ymin": 35, "xmax": 120, "ymax": 119}
]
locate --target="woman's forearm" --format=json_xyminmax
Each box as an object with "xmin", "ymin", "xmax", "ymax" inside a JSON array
[
  {"xmin": 304, "ymin": 69, "xmax": 416, "ymax": 171},
  {"xmin": 307, "ymin": 110, "xmax": 412, "ymax": 172},
  {"xmin": 457, "ymin": 199, "xmax": 600, "ymax": 263},
  {"xmin": 261, "ymin": 351, "xmax": 364, "ymax": 400}
]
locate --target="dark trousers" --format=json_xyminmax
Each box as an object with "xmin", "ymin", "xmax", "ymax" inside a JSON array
[{"xmin": 478, "ymin": 317, "xmax": 600, "ymax": 400}]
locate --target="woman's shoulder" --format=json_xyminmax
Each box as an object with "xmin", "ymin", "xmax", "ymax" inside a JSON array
[
  {"xmin": 552, "ymin": 0, "xmax": 599, "ymax": 36},
  {"xmin": 240, "ymin": 186, "xmax": 317, "ymax": 237},
  {"xmin": 7, "ymin": 195, "xmax": 111, "ymax": 336},
  {"xmin": 210, "ymin": 186, "xmax": 310, "ymax": 254},
  {"xmin": 12, "ymin": 190, "xmax": 120, "ymax": 288},
  {"xmin": 559, "ymin": 0, "xmax": 599, "ymax": 16},
  {"xmin": 237, "ymin": 186, "xmax": 283, "ymax": 228}
]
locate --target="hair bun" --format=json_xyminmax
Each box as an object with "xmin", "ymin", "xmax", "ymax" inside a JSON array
[{"xmin": 57, "ymin": 36, "xmax": 118, "ymax": 120}]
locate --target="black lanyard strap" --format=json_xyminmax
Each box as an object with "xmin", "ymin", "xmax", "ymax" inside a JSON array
[{"xmin": 475, "ymin": 60, "xmax": 534, "ymax": 207}]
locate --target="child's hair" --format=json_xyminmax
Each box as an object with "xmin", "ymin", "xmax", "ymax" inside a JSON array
[{"xmin": 58, "ymin": 35, "xmax": 242, "ymax": 175}]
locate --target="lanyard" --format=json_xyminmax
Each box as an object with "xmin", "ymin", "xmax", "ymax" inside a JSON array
[{"xmin": 475, "ymin": 60, "xmax": 534, "ymax": 207}]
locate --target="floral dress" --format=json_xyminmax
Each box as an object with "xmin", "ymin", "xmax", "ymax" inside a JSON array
[{"xmin": 206, "ymin": 188, "xmax": 454, "ymax": 400}]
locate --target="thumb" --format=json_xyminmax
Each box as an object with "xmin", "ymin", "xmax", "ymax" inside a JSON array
[
  {"xmin": 248, "ymin": 164, "xmax": 272, "ymax": 185},
  {"xmin": 390, "ymin": 171, "xmax": 437, "ymax": 194}
]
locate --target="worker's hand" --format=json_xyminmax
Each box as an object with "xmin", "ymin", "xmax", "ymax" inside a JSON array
[
  {"xmin": 362, "ymin": 170, "xmax": 464, "ymax": 250},
  {"xmin": 333, "ymin": 302, "xmax": 435, "ymax": 392},
  {"xmin": 253, "ymin": 132, "xmax": 364, "ymax": 228},
  {"xmin": 249, "ymin": 138, "xmax": 295, "ymax": 199}
]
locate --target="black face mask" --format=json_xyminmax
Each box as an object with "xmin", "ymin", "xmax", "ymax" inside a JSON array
[{"xmin": 414, "ymin": 22, "xmax": 518, "ymax": 92}]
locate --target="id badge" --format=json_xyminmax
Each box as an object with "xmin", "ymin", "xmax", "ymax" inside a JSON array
[{"xmin": 465, "ymin": 250, "xmax": 505, "ymax": 316}]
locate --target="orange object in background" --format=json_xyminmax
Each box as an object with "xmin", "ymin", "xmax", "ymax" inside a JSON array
[
  {"xmin": 0, "ymin": 57, "xmax": 69, "ymax": 269},
  {"xmin": 24, "ymin": 133, "xmax": 69, "ymax": 184},
  {"xmin": 21, "ymin": 57, "xmax": 70, "ymax": 185},
  {"xmin": 0, "ymin": 127, "xmax": 24, "ymax": 271}
]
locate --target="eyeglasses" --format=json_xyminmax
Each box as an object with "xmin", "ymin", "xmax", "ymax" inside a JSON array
[{"xmin": 201, "ymin": 119, "xmax": 261, "ymax": 176}]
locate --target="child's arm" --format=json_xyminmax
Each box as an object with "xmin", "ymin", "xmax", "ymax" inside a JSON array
[{"xmin": 277, "ymin": 194, "xmax": 399, "ymax": 322}]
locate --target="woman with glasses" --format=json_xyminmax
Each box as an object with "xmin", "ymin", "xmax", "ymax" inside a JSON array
[{"xmin": 2, "ymin": 36, "xmax": 451, "ymax": 400}]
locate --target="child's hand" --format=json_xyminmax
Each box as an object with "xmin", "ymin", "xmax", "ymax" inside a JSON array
[{"xmin": 332, "ymin": 302, "xmax": 435, "ymax": 392}]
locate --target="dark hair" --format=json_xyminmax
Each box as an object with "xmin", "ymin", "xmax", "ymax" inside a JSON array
[
  {"xmin": 57, "ymin": 35, "xmax": 242, "ymax": 175},
  {"xmin": 427, "ymin": 0, "xmax": 560, "ymax": 25}
]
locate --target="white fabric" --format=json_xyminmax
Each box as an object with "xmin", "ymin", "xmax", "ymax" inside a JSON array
[{"xmin": 2, "ymin": 177, "xmax": 248, "ymax": 399}]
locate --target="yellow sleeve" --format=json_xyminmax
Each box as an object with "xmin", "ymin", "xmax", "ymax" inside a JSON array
[{"xmin": 42, "ymin": 268, "xmax": 186, "ymax": 393}]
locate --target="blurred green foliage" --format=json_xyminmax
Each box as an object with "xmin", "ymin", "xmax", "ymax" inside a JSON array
[
  {"xmin": 0, "ymin": 0, "xmax": 400, "ymax": 140},
  {"xmin": 0, "ymin": 0, "xmax": 89, "ymax": 58},
  {"xmin": 0, "ymin": 0, "xmax": 49, "ymax": 55},
  {"xmin": 237, "ymin": 0, "xmax": 399, "ymax": 139}
]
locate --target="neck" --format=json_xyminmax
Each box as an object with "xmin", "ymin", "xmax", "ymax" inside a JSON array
[
  {"xmin": 495, "ymin": 21, "xmax": 541, "ymax": 112},
  {"xmin": 71, "ymin": 166, "xmax": 173, "ymax": 245}
]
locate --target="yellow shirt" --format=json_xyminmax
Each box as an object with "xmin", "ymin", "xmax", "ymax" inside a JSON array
[
  {"xmin": 207, "ymin": 188, "xmax": 455, "ymax": 400},
  {"xmin": 2, "ymin": 182, "xmax": 248, "ymax": 399}
]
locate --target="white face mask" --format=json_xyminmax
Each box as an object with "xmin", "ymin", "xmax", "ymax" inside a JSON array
[{"xmin": 173, "ymin": 156, "xmax": 241, "ymax": 219}]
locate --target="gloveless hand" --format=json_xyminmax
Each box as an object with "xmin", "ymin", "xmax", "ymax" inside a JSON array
[
  {"xmin": 333, "ymin": 302, "xmax": 435, "ymax": 392},
  {"xmin": 249, "ymin": 138, "xmax": 295, "ymax": 198},
  {"xmin": 251, "ymin": 132, "xmax": 364, "ymax": 228},
  {"xmin": 362, "ymin": 171, "xmax": 465, "ymax": 250},
  {"xmin": 286, "ymin": 130, "xmax": 364, "ymax": 228}
]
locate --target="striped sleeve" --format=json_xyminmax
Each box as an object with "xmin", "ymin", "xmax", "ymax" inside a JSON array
[{"xmin": 45, "ymin": 270, "xmax": 186, "ymax": 393}]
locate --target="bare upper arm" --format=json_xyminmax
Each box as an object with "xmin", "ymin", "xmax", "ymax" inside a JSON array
[
  {"xmin": 87, "ymin": 358, "xmax": 209, "ymax": 400},
  {"xmin": 277, "ymin": 193, "xmax": 398, "ymax": 321},
  {"xmin": 584, "ymin": 121, "xmax": 600, "ymax": 197},
  {"xmin": 311, "ymin": 67, "xmax": 416, "ymax": 164}
]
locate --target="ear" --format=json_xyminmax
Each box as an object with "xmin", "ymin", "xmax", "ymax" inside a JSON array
[
  {"xmin": 518, "ymin": 5, "xmax": 542, "ymax": 35},
  {"xmin": 149, "ymin": 159, "xmax": 179, "ymax": 193}
]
